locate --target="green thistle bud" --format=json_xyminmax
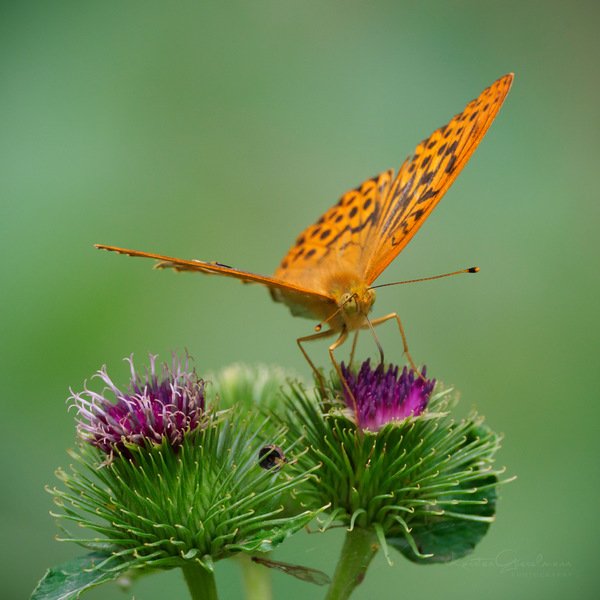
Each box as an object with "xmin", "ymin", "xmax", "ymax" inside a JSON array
[{"xmin": 205, "ymin": 363, "xmax": 300, "ymax": 411}]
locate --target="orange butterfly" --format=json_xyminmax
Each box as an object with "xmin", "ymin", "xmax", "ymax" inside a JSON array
[{"xmin": 97, "ymin": 74, "xmax": 513, "ymax": 379}]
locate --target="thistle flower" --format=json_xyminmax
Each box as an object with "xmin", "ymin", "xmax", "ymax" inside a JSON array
[
  {"xmin": 69, "ymin": 353, "xmax": 207, "ymax": 456},
  {"xmin": 282, "ymin": 358, "xmax": 512, "ymax": 595},
  {"xmin": 43, "ymin": 359, "xmax": 326, "ymax": 600},
  {"xmin": 340, "ymin": 360, "xmax": 435, "ymax": 430}
]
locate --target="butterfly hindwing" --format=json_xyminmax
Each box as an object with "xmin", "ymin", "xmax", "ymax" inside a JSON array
[{"xmin": 273, "ymin": 170, "xmax": 394, "ymax": 291}]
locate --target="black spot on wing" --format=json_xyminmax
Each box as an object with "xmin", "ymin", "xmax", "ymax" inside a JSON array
[
  {"xmin": 418, "ymin": 170, "xmax": 434, "ymax": 187},
  {"xmin": 445, "ymin": 140, "xmax": 458, "ymax": 156},
  {"xmin": 311, "ymin": 199, "xmax": 380, "ymax": 259},
  {"xmin": 417, "ymin": 188, "xmax": 438, "ymax": 204}
]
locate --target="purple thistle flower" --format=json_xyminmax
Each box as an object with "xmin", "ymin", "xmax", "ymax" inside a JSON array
[
  {"xmin": 340, "ymin": 359, "xmax": 435, "ymax": 431},
  {"xmin": 70, "ymin": 353, "xmax": 207, "ymax": 456}
]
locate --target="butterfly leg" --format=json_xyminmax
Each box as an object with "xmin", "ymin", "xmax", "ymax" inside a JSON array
[
  {"xmin": 367, "ymin": 313, "xmax": 424, "ymax": 379},
  {"xmin": 297, "ymin": 329, "xmax": 337, "ymax": 393},
  {"xmin": 328, "ymin": 330, "xmax": 364, "ymax": 416},
  {"xmin": 349, "ymin": 330, "xmax": 360, "ymax": 367},
  {"xmin": 298, "ymin": 328, "xmax": 359, "ymax": 417}
]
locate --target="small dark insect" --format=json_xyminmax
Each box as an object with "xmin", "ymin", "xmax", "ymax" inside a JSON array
[
  {"xmin": 251, "ymin": 556, "xmax": 331, "ymax": 586},
  {"xmin": 258, "ymin": 445, "xmax": 288, "ymax": 472}
]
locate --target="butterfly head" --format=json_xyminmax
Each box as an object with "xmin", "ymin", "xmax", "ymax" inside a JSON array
[
  {"xmin": 338, "ymin": 289, "xmax": 376, "ymax": 315},
  {"xmin": 315, "ymin": 276, "xmax": 376, "ymax": 333},
  {"xmin": 332, "ymin": 280, "xmax": 376, "ymax": 332}
]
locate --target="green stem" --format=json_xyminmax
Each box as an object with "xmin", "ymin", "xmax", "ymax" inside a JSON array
[
  {"xmin": 236, "ymin": 553, "xmax": 273, "ymax": 600},
  {"xmin": 325, "ymin": 527, "xmax": 379, "ymax": 600},
  {"xmin": 182, "ymin": 563, "xmax": 218, "ymax": 600}
]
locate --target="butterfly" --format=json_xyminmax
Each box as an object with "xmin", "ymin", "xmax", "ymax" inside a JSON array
[{"xmin": 96, "ymin": 74, "xmax": 513, "ymax": 380}]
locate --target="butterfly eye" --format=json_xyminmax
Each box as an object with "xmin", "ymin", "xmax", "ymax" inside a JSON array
[{"xmin": 340, "ymin": 293, "xmax": 358, "ymax": 313}]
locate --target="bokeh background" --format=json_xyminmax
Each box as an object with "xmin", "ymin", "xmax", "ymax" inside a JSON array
[{"xmin": 3, "ymin": 1, "xmax": 598, "ymax": 598}]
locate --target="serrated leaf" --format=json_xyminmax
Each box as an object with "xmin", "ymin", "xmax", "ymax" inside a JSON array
[
  {"xmin": 31, "ymin": 552, "xmax": 129, "ymax": 600},
  {"xmin": 388, "ymin": 474, "xmax": 498, "ymax": 564},
  {"xmin": 235, "ymin": 508, "xmax": 323, "ymax": 554}
]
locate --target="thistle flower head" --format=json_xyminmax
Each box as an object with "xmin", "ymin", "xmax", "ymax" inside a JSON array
[
  {"xmin": 340, "ymin": 359, "xmax": 435, "ymax": 431},
  {"xmin": 51, "ymin": 361, "xmax": 325, "ymax": 580},
  {"xmin": 70, "ymin": 352, "xmax": 207, "ymax": 455},
  {"xmin": 282, "ymin": 361, "xmax": 511, "ymax": 564}
]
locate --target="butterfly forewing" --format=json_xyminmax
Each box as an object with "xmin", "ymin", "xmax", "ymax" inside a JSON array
[
  {"xmin": 95, "ymin": 244, "xmax": 336, "ymax": 320},
  {"xmin": 362, "ymin": 73, "xmax": 513, "ymax": 283}
]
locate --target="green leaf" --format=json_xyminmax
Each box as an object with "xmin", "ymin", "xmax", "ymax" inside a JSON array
[
  {"xmin": 388, "ymin": 474, "xmax": 498, "ymax": 564},
  {"xmin": 31, "ymin": 552, "xmax": 129, "ymax": 600},
  {"xmin": 231, "ymin": 508, "xmax": 325, "ymax": 555}
]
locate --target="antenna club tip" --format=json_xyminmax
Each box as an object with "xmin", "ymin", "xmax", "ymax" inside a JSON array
[
  {"xmin": 315, "ymin": 324, "xmax": 322, "ymax": 332},
  {"xmin": 468, "ymin": 267, "xmax": 479, "ymax": 273}
]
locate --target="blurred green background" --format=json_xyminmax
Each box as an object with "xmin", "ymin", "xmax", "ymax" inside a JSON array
[{"xmin": 2, "ymin": 1, "xmax": 598, "ymax": 598}]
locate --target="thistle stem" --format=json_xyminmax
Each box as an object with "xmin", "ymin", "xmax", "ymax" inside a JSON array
[
  {"xmin": 325, "ymin": 527, "xmax": 379, "ymax": 600},
  {"xmin": 236, "ymin": 553, "xmax": 273, "ymax": 600},
  {"xmin": 182, "ymin": 563, "xmax": 218, "ymax": 600}
]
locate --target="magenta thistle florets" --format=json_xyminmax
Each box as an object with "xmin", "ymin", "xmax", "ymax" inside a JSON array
[
  {"xmin": 70, "ymin": 353, "xmax": 207, "ymax": 455},
  {"xmin": 340, "ymin": 359, "xmax": 435, "ymax": 431}
]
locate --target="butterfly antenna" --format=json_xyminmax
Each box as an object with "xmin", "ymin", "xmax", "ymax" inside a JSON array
[{"xmin": 369, "ymin": 267, "xmax": 479, "ymax": 290}]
